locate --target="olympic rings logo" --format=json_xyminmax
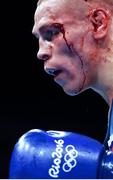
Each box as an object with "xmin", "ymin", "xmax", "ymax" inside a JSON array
[
  {"xmin": 63, "ymin": 145, "xmax": 78, "ymax": 172},
  {"xmin": 49, "ymin": 139, "xmax": 78, "ymax": 178}
]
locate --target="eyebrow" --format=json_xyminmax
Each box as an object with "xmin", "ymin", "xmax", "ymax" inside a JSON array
[
  {"xmin": 32, "ymin": 24, "xmax": 50, "ymax": 39},
  {"xmin": 33, "ymin": 22, "xmax": 62, "ymax": 39},
  {"xmin": 33, "ymin": 24, "xmax": 51, "ymax": 36},
  {"xmin": 39, "ymin": 23, "xmax": 61, "ymax": 32}
]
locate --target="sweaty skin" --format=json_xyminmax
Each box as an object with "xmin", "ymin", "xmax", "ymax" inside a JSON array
[{"xmin": 32, "ymin": 0, "xmax": 113, "ymax": 106}]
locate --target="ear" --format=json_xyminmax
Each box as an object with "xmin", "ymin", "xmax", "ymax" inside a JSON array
[{"xmin": 89, "ymin": 8, "xmax": 110, "ymax": 39}]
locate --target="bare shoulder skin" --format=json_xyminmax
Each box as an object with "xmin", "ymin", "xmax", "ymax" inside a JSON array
[{"xmin": 32, "ymin": 0, "xmax": 113, "ymax": 108}]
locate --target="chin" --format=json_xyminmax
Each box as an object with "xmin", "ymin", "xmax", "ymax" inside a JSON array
[{"xmin": 63, "ymin": 87, "xmax": 81, "ymax": 96}]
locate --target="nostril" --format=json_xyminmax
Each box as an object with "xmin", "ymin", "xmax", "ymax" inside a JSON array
[
  {"xmin": 42, "ymin": 54, "xmax": 50, "ymax": 60},
  {"xmin": 38, "ymin": 54, "xmax": 50, "ymax": 61}
]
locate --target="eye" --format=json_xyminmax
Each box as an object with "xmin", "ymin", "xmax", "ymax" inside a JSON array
[{"xmin": 43, "ymin": 25, "xmax": 61, "ymax": 41}]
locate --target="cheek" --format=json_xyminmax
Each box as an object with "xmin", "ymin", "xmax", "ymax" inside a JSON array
[
  {"xmin": 53, "ymin": 33, "xmax": 89, "ymax": 80},
  {"xmin": 60, "ymin": 28, "xmax": 99, "ymax": 88},
  {"xmin": 65, "ymin": 28, "xmax": 86, "ymax": 50},
  {"xmin": 53, "ymin": 34, "xmax": 74, "ymax": 58},
  {"xmin": 62, "ymin": 55, "xmax": 85, "ymax": 85}
]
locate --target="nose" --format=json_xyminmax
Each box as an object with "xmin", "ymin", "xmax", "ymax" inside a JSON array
[
  {"xmin": 37, "ymin": 51, "xmax": 50, "ymax": 61},
  {"xmin": 37, "ymin": 39, "xmax": 52, "ymax": 61}
]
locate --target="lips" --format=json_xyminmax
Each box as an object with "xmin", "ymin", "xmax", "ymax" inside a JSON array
[
  {"xmin": 44, "ymin": 66, "xmax": 65, "ymax": 86},
  {"xmin": 53, "ymin": 70, "xmax": 66, "ymax": 87},
  {"xmin": 44, "ymin": 67, "xmax": 62, "ymax": 77},
  {"xmin": 53, "ymin": 70, "xmax": 62, "ymax": 77}
]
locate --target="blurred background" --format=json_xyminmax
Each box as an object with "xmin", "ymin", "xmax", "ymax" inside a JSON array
[{"xmin": 0, "ymin": 0, "xmax": 109, "ymax": 178}]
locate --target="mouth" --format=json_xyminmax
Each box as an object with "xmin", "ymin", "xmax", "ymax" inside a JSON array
[
  {"xmin": 45, "ymin": 68, "xmax": 62, "ymax": 77},
  {"xmin": 44, "ymin": 67, "xmax": 64, "ymax": 86},
  {"xmin": 53, "ymin": 70, "xmax": 66, "ymax": 87},
  {"xmin": 53, "ymin": 70, "xmax": 62, "ymax": 77}
]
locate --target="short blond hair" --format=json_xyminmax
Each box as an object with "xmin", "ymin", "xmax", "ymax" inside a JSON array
[
  {"xmin": 37, "ymin": 0, "xmax": 113, "ymax": 5},
  {"xmin": 37, "ymin": 0, "xmax": 113, "ymax": 14}
]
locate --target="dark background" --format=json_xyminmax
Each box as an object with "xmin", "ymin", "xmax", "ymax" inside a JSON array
[{"xmin": 0, "ymin": 0, "xmax": 109, "ymax": 178}]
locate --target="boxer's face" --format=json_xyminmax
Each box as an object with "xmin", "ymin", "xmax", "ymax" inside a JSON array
[{"xmin": 32, "ymin": 0, "xmax": 99, "ymax": 95}]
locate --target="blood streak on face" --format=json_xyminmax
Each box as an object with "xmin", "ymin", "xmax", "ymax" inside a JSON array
[{"xmin": 32, "ymin": 0, "xmax": 100, "ymax": 96}]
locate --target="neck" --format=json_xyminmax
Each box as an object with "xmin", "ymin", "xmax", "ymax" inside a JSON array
[
  {"xmin": 93, "ymin": 87, "xmax": 113, "ymax": 106},
  {"xmin": 93, "ymin": 53, "xmax": 113, "ymax": 107}
]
